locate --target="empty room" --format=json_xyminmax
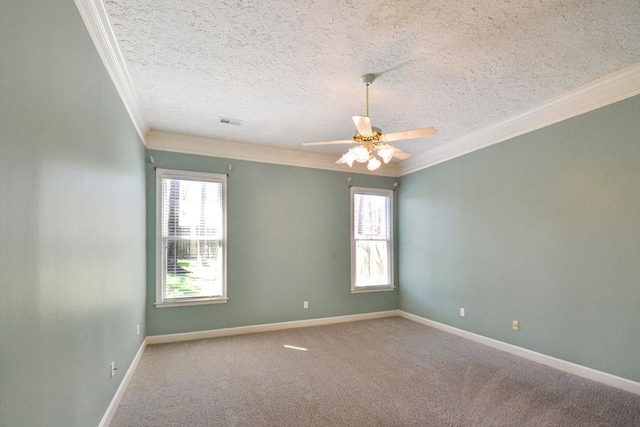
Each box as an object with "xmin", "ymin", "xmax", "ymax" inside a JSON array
[{"xmin": 2, "ymin": 1, "xmax": 640, "ymax": 426}]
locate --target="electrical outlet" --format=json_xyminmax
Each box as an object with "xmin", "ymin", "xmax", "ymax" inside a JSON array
[
  {"xmin": 137, "ymin": 324, "xmax": 140, "ymax": 336},
  {"xmin": 110, "ymin": 361, "xmax": 117, "ymax": 378},
  {"xmin": 460, "ymin": 308, "xmax": 465, "ymax": 317},
  {"xmin": 512, "ymin": 320, "xmax": 520, "ymax": 331},
  {"xmin": 303, "ymin": 301, "xmax": 308, "ymax": 309}
]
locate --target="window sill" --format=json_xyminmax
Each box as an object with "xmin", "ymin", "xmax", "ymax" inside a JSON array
[
  {"xmin": 350, "ymin": 286, "xmax": 395, "ymax": 294},
  {"xmin": 155, "ymin": 297, "xmax": 228, "ymax": 308}
]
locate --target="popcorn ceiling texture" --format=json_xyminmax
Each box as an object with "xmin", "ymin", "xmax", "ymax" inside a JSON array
[{"xmin": 104, "ymin": 0, "xmax": 640, "ymax": 157}]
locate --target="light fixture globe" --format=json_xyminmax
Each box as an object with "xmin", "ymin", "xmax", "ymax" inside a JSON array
[
  {"xmin": 377, "ymin": 145, "xmax": 395, "ymax": 163},
  {"xmin": 341, "ymin": 150, "xmax": 357, "ymax": 167},
  {"xmin": 353, "ymin": 145, "xmax": 369, "ymax": 163},
  {"xmin": 367, "ymin": 157, "xmax": 382, "ymax": 171}
]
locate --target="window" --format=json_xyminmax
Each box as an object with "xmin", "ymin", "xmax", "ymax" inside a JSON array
[
  {"xmin": 351, "ymin": 187, "xmax": 394, "ymax": 293},
  {"xmin": 156, "ymin": 169, "xmax": 227, "ymax": 307}
]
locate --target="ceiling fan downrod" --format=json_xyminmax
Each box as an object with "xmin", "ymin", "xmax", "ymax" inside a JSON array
[{"xmin": 360, "ymin": 74, "xmax": 375, "ymax": 118}]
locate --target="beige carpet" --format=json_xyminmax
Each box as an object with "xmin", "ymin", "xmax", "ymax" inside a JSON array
[{"xmin": 111, "ymin": 317, "xmax": 640, "ymax": 426}]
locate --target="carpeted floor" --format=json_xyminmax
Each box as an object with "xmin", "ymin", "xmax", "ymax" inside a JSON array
[{"xmin": 110, "ymin": 317, "xmax": 640, "ymax": 426}]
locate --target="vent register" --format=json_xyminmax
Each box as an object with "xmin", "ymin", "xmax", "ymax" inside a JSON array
[{"xmin": 219, "ymin": 116, "xmax": 243, "ymax": 126}]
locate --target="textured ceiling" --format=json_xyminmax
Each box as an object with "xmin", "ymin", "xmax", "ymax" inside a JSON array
[{"xmin": 104, "ymin": 0, "xmax": 640, "ymax": 159}]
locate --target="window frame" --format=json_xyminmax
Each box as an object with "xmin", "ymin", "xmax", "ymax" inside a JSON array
[
  {"xmin": 155, "ymin": 168, "xmax": 228, "ymax": 308},
  {"xmin": 350, "ymin": 186, "xmax": 395, "ymax": 293}
]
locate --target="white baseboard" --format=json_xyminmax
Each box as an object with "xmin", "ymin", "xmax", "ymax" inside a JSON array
[
  {"xmin": 100, "ymin": 311, "xmax": 395, "ymax": 424},
  {"xmin": 100, "ymin": 309, "xmax": 639, "ymax": 426},
  {"xmin": 146, "ymin": 310, "xmax": 400, "ymax": 345},
  {"xmin": 99, "ymin": 338, "xmax": 148, "ymax": 427},
  {"xmin": 398, "ymin": 310, "xmax": 640, "ymax": 395}
]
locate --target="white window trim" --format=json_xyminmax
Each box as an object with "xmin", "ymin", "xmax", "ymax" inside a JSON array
[
  {"xmin": 155, "ymin": 168, "xmax": 228, "ymax": 307},
  {"xmin": 350, "ymin": 186, "xmax": 395, "ymax": 294}
]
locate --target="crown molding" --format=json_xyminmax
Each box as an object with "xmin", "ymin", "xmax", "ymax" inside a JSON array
[
  {"xmin": 72, "ymin": 0, "xmax": 395, "ymax": 176},
  {"xmin": 146, "ymin": 131, "xmax": 402, "ymax": 177},
  {"xmin": 400, "ymin": 62, "xmax": 640, "ymax": 176},
  {"xmin": 74, "ymin": 0, "xmax": 639, "ymax": 175},
  {"xmin": 74, "ymin": 0, "xmax": 149, "ymax": 143}
]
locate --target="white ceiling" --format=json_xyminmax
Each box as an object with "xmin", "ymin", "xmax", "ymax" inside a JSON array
[{"xmin": 99, "ymin": 0, "xmax": 640, "ymax": 172}]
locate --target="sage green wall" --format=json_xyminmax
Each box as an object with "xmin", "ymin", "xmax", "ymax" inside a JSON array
[
  {"xmin": 146, "ymin": 150, "xmax": 398, "ymax": 335},
  {"xmin": 0, "ymin": 1, "xmax": 146, "ymax": 426},
  {"xmin": 398, "ymin": 95, "xmax": 640, "ymax": 382}
]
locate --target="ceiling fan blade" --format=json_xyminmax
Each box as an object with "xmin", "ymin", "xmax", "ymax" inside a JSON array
[
  {"xmin": 352, "ymin": 116, "xmax": 373, "ymax": 136},
  {"xmin": 385, "ymin": 127, "xmax": 437, "ymax": 142},
  {"xmin": 385, "ymin": 144, "xmax": 412, "ymax": 160},
  {"xmin": 303, "ymin": 139, "xmax": 354, "ymax": 146}
]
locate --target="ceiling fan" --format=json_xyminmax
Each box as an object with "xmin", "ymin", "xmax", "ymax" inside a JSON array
[{"xmin": 303, "ymin": 74, "xmax": 437, "ymax": 171}]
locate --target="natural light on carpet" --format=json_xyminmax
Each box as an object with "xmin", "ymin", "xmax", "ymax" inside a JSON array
[{"xmin": 284, "ymin": 345, "xmax": 307, "ymax": 351}]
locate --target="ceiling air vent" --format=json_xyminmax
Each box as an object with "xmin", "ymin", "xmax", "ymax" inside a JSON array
[{"xmin": 219, "ymin": 116, "xmax": 243, "ymax": 126}]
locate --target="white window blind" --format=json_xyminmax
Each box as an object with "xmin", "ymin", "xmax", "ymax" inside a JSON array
[
  {"xmin": 351, "ymin": 187, "xmax": 394, "ymax": 292},
  {"xmin": 156, "ymin": 169, "xmax": 227, "ymax": 306}
]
